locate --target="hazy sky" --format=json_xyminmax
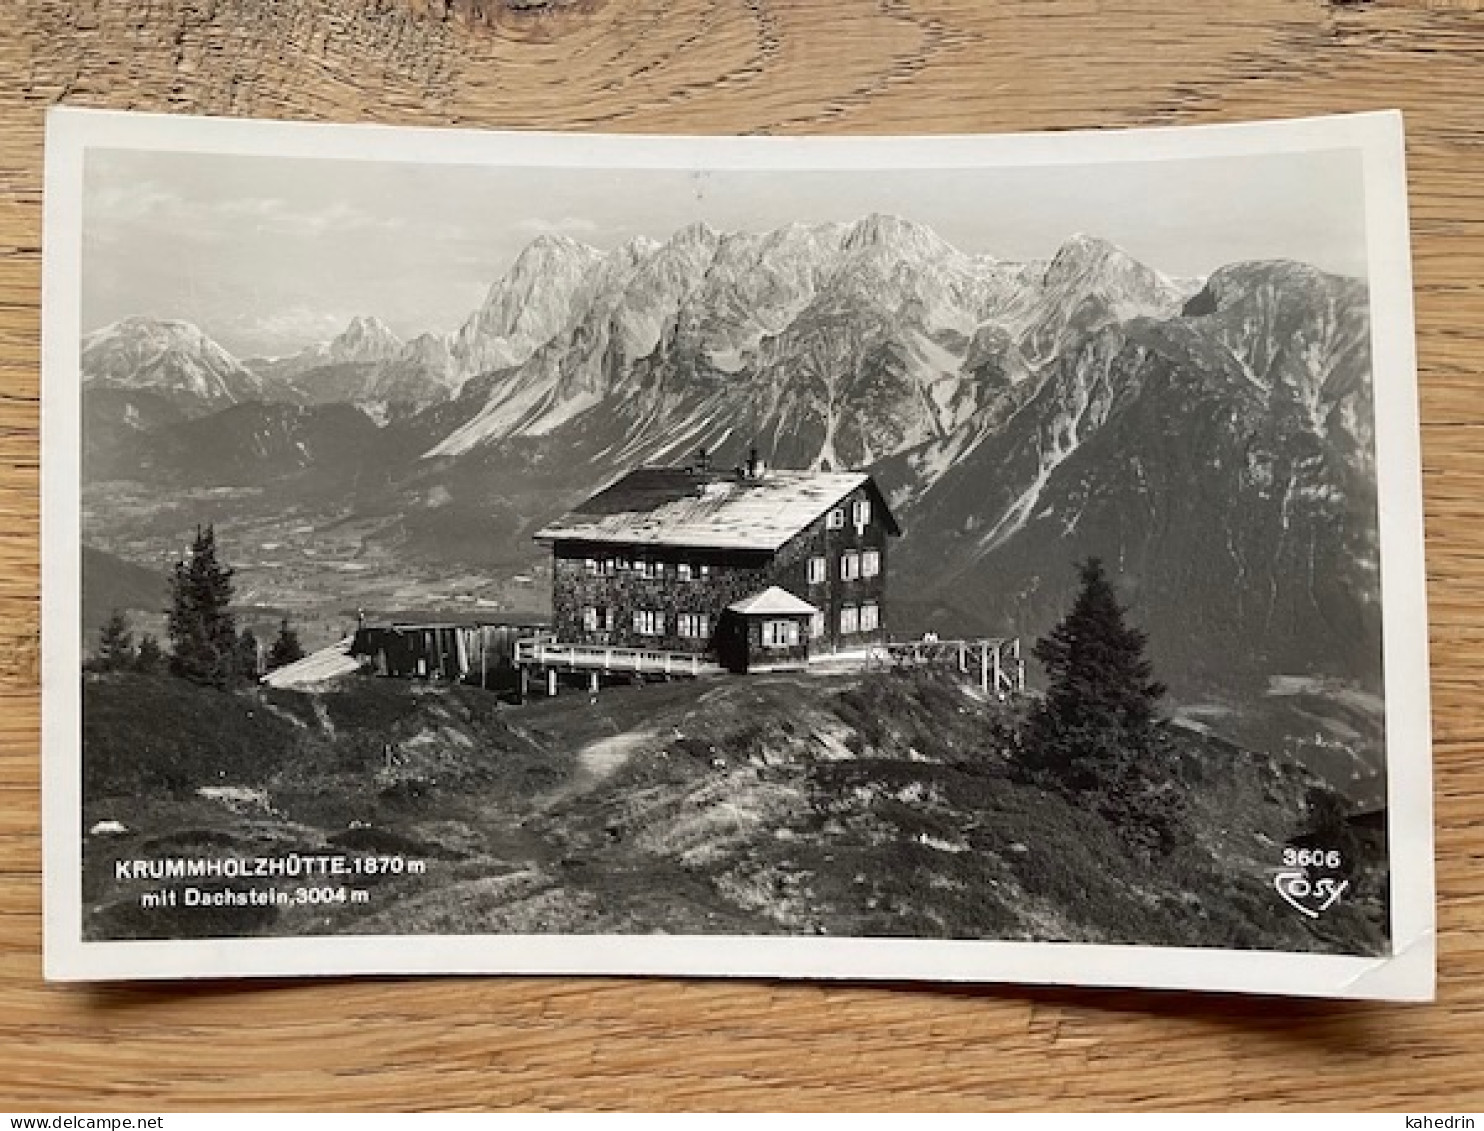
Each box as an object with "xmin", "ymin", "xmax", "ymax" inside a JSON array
[{"xmin": 82, "ymin": 146, "xmax": 1369, "ymax": 359}]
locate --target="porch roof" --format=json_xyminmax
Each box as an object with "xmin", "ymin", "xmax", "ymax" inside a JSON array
[{"xmin": 727, "ymin": 585, "xmax": 819, "ymax": 617}]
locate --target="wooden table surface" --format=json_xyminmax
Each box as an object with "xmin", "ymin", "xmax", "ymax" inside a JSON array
[{"xmin": 2, "ymin": 0, "xmax": 1482, "ymax": 1112}]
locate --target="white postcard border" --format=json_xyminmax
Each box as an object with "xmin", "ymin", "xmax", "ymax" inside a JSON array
[{"xmin": 40, "ymin": 108, "xmax": 1435, "ymax": 999}]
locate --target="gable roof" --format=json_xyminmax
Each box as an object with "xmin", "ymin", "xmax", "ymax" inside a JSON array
[
  {"xmin": 535, "ymin": 467, "xmax": 901, "ymax": 552},
  {"xmin": 728, "ymin": 586, "xmax": 820, "ymax": 617}
]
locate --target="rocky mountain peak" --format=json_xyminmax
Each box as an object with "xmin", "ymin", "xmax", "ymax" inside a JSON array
[
  {"xmin": 842, "ymin": 213, "xmax": 952, "ymax": 260},
  {"xmin": 1046, "ymin": 233, "xmax": 1136, "ymax": 284},
  {"xmin": 506, "ymin": 233, "xmax": 603, "ymax": 281},
  {"xmin": 1185, "ymin": 259, "xmax": 1358, "ymax": 318},
  {"xmin": 400, "ymin": 332, "xmax": 453, "ymax": 364},
  {"xmin": 671, "ymin": 220, "xmax": 721, "ymax": 248},
  {"xmin": 81, "ymin": 316, "xmax": 263, "ymax": 413},
  {"xmin": 449, "ymin": 236, "xmax": 607, "ymax": 383},
  {"xmin": 87, "ymin": 316, "xmax": 211, "ymax": 353},
  {"xmin": 329, "ymin": 315, "xmax": 403, "ymax": 364}
]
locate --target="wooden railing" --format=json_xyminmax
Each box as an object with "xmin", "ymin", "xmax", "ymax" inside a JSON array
[
  {"xmin": 514, "ymin": 638, "xmax": 724, "ymax": 677},
  {"xmin": 870, "ymin": 637, "xmax": 1026, "ymax": 696}
]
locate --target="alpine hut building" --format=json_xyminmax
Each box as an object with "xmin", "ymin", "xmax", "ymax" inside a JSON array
[{"xmin": 525, "ymin": 452, "xmax": 901, "ymax": 680}]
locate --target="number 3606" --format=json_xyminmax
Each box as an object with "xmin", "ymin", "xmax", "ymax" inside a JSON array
[{"xmin": 1283, "ymin": 847, "xmax": 1342, "ymax": 869}]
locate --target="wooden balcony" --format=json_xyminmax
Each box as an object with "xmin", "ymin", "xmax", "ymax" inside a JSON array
[{"xmin": 514, "ymin": 638, "xmax": 725, "ymax": 677}]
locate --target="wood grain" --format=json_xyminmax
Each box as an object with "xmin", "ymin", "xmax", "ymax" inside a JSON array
[{"xmin": 2, "ymin": 0, "xmax": 1482, "ymax": 1111}]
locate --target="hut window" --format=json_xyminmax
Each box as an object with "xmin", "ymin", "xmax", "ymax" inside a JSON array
[
  {"xmin": 634, "ymin": 609, "xmax": 663, "ymax": 636},
  {"xmin": 853, "ymin": 499, "xmax": 872, "ymax": 528},
  {"xmin": 583, "ymin": 606, "xmax": 599, "ymax": 632},
  {"xmin": 808, "ymin": 556, "xmax": 827, "ymax": 584},
  {"xmin": 861, "ymin": 549, "xmax": 881, "ymax": 578},
  {"xmin": 585, "ymin": 558, "xmax": 600, "ymax": 575},
  {"xmin": 839, "ymin": 605, "xmax": 860, "ymax": 635},
  {"xmin": 677, "ymin": 563, "xmax": 693, "ymax": 581},
  {"xmin": 826, "ymin": 507, "xmax": 845, "ymax": 530},
  {"xmin": 811, "ymin": 612, "xmax": 827, "ymax": 640},
  {"xmin": 840, "ymin": 551, "xmax": 861, "ymax": 581},
  {"xmin": 698, "ymin": 564, "xmax": 711, "ymax": 579},
  {"xmin": 678, "ymin": 612, "xmax": 710, "ymax": 639},
  {"xmin": 860, "ymin": 602, "xmax": 880, "ymax": 632},
  {"xmin": 762, "ymin": 620, "xmax": 800, "ymax": 648}
]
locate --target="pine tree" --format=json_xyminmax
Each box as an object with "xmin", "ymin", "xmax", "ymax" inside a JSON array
[
  {"xmin": 236, "ymin": 627, "xmax": 262, "ymax": 681},
  {"xmin": 93, "ymin": 609, "xmax": 136, "ymax": 672},
  {"xmin": 266, "ymin": 617, "xmax": 305, "ymax": 672},
  {"xmin": 134, "ymin": 633, "xmax": 164, "ymax": 674},
  {"xmin": 1023, "ymin": 558, "xmax": 1187, "ymax": 855},
  {"xmin": 167, "ymin": 524, "xmax": 242, "ymax": 688},
  {"xmin": 1030, "ymin": 557, "xmax": 1166, "ymax": 770}
]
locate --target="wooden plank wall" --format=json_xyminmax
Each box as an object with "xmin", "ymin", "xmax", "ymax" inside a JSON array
[{"xmin": 1, "ymin": 0, "xmax": 1482, "ymax": 1111}]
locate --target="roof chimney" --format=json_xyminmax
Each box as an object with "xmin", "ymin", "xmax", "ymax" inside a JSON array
[{"xmin": 746, "ymin": 446, "xmax": 760, "ymax": 480}]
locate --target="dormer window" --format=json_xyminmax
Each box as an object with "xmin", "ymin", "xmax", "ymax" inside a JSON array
[{"xmin": 826, "ymin": 508, "xmax": 845, "ymax": 530}]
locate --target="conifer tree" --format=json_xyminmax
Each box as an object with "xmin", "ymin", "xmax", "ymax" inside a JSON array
[
  {"xmin": 1029, "ymin": 556, "xmax": 1166, "ymax": 771},
  {"xmin": 167, "ymin": 524, "xmax": 241, "ymax": 688},
  {"xmin": 134, "ymin": 633, "xmax": 164, "ymax": 674},
  {"xmin": 266, "ymin": 617, "xmax": 305, "ymax": 672},
  {"xmin": 236, "ymin": 627, "xmax": 262, "ymax": 681},
  {"xmin": 94, "ymin": 609, "xmax": 136, "ymax": 672},
  {"xmin": 1024, "ymin": 558, "xmax": 1187, "ymax": 855}
]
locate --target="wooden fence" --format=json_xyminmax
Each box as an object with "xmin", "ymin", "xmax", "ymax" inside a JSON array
[{"xmin": 870, "ymin": 637, "xmax": 1025, "ymax": 697}]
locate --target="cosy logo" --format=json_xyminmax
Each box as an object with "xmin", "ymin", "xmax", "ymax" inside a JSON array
[{"xmin": 1273, "ymin": 871, "xmax": 1349, "ymax": 919}]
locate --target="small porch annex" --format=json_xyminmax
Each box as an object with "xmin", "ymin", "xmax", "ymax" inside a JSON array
[{"xmin": 718, "ymin": 585, "xmax": 819, "ymax": 674}]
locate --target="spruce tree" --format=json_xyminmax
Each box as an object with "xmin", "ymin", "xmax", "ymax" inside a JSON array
[
  {"xmin": 1030, "ymin": 556, "xmax": 1166, "ymax": 765},
  {"xmin": 94, "ymin": 609, "xmax": 136, "ymax": 672},
  {"xmin": 236, "ymin": 627, "xmax": 262, "ymax": 681},
  {"xmin": 134, "ymin": 633, "xmax": 164, "ymax": 674},
  {"xmin": 167, "ymin": 524, "xmax": 241, "ymax": 688},
  {"xmin": 266, "ymin": 617, "xmax": 305, "ymax": 671},
  {"xmin": 1024, "ymin": 558, "xmax": 1187, "ymax": 855}
]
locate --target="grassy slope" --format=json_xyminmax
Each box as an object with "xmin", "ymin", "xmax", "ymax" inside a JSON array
[{"xmin": 79, "ymin": 669, "xmax": 1388, "ymax": 954}]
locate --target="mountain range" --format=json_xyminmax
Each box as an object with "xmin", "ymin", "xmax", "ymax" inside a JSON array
[{"xmin": 79, "ymin": 216, "xmax": 1383, "ymax": 787}]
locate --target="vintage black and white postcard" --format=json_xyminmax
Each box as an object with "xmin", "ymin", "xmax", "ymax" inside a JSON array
[{"xmin": 40, "ymin": 108, "xmax": 1434, "ymax": 997}]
